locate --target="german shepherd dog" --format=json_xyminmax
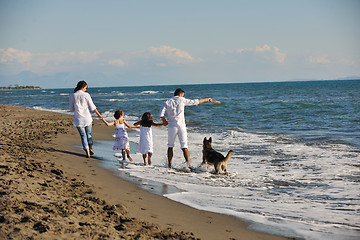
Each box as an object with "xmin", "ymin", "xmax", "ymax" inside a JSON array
[{"xmin": 202, "ymin": 137, "xmax": 234, "ymax": 174}]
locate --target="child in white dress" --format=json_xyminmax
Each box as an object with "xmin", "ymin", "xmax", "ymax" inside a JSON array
[
  {"xmin": 134, "ymin": 112, "xmax": 165, "ymax": 165},
  {"xmin": 101, "ymin": 110, "xmax": 138, "ymax": 161}
]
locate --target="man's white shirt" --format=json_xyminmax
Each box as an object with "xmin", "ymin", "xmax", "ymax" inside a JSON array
[{"xmin": 160, "ymin": 96, "xmax": 199, "ymax": 127}]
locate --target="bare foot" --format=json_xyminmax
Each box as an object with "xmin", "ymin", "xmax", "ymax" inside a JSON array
[{"xmin": 85, "ymin": 149, "xmax": 91, "ymax": 158}]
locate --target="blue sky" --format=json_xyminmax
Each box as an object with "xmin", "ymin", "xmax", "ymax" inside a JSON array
[{"xmin": 1, "ymin": 0, "xmax": 359, "ymax": 88}]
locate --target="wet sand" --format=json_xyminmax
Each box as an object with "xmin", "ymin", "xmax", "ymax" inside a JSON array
[{"xmin": 0, "ymin": 104, "xmax": 298, "ymax": 239}]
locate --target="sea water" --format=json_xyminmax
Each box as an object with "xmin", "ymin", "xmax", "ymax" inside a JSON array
[{"xmin": 1, "ymin": 80, "xmax": 359, "ymax": 240}]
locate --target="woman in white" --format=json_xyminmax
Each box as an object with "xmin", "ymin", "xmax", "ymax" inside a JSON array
[
  {"xmin": 134, "ymin": 112, "xmax": 165, "ymax": 165},
  {"xmin": 69, "ymin": 81, "xmax": 102, "ymax": 158}
]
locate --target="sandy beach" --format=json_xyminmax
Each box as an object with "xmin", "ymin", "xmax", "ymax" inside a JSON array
[{"xmin": 0, "ymin": 104, "xmax": 298, "ymax": 240}]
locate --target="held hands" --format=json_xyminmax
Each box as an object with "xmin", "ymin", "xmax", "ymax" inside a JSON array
[
  {"xmin": 161, "ymin": 117, "xmax": 168, "ymax": 126},
  {"xmin": 98, "ymin": 115, "xmax": 108, "ymax": 125}
]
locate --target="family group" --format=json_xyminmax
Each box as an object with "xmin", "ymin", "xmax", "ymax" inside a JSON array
[{"xmin": 69, "ymin": 80, "xmax": 213, "ymax": 168}]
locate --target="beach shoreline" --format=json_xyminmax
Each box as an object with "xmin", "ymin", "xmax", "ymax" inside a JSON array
[{"xmin": 0, "ymin": 104, "xmax": 298, "ymax": 239}]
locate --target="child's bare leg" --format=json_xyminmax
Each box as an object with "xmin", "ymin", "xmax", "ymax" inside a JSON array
[
  {"xmin": 148, "ymin": 153, "xmax": 152, "ymax": 165},
  {"xmin": 142, "ymin": 154, "xmax": 147, "ymax": 165},
  {"xmin": 121, "ymin": 149, "xmax": 126, "ymax": 160},
  {"xmin": 126, "ymin": 149, "xmax": 133, "ymax": 162}
]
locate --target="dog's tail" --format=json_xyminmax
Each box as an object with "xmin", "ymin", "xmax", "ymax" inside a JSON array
[{"xmin": 224, "ymin": 150, "xmax": 234, "ymax": 163}]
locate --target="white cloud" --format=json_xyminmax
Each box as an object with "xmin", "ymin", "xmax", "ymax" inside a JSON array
[
  {"xmin": 0, "ymin": 46, "xmax": 201, "ymax": 75},
  {"xmin": 0, "ymin": 48, "xmax": 32, "ymax": 65},
  {"xmin": 3, "ymin": 46, "xmax": 357, "ymax": 86},
  {"xmin": 229, "ymin": 44, "xmax": 286, "ymax": 64},
  {"xmin": 273, "ymin": 47, "xmax": 286, "ymax": 64},
  {"xmin": 308, "ymin": 54, "xmax": 329, "ymax": 64},
  {"xmin": 0, "ymin": 48, "xmax": 103, "ymax": 73},
  {"xmin": 147, "ymin": 46, "xmax": 201, "ymax": 64},
  {"xmin": 156, "ymin": 63, "xmax": 167, "ymax": 67},
  {"xmin": 338, "ymin": 58, "xmax": 356, "ymax": 65},
  {"xmin": 107, "ymin": 59, "xmax": 126, "ymax": 66},
  {"xmin": 235, "ymin": 48, "xmax": 251, "ymax": 54},
  {"xmin": 255, "ymin": 44, "xmax": 271, "ymax": 53},
  {"xmin": 36, "ymin": 51, "xmax": 103, "ymax": 65}
]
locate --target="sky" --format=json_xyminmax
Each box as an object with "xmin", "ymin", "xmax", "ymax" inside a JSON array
[{"xmin": 0, "ymin": 0, "xmax": 359, "ymax": 88}]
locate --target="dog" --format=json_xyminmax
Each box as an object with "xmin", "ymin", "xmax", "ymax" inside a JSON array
[{"xmin": 202, "ymin": 137, "xmax": 234, "ymax": 174}]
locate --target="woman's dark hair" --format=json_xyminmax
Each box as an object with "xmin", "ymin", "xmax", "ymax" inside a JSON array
[
  {"xmin": 74, "ymin": 80, "xmax": 87, "ymax": 93},
  {"xmin": 140, "ymin": 112, "xmax": 154, "ymax": 127},
  {"xmin": 174, "ymin": 88, "xmax": 184, "ymax": 96},
  {"xmin": 114, "ymin": 110, "xmax": 123, "ymax": 120}
]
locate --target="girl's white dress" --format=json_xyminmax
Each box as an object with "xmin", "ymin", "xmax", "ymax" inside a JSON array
[
  {"xmin": 139, "ymin": 126, "xmax": 153, "ymax": 154},
  {"xmin": 113, "ymin": 123, "xmax": 130, "ymax": 150}
]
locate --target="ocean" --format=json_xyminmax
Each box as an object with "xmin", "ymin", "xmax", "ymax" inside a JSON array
[{"xmin": 1, "ymin": 80, "xmax": 359, "ymax": 240}]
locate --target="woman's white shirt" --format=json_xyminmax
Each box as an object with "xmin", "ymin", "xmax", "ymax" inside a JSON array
[{"xmin": 69, "ymin": 90, "xmax": 96, "ymax": 127}]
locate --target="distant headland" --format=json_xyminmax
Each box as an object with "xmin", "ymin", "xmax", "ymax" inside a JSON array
[{"xmin": 0, "ymin": 85, "xmax": 41, "ymax": 90}]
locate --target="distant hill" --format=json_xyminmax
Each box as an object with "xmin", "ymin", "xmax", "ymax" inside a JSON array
[
  {"xmin": 289, "ymin": 76, "xmax": 360, "ymax": 82},
  {"xmin": 0, "ymin": 85, "xmax": 41, "ymax": 90},
  {"xmin": 337, "ymin": 76, "xmax": 360, "ymax": 80}
]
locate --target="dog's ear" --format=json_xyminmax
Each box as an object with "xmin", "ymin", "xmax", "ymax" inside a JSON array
[
  {"xmin": 203, "ymin": 137, "xmax": 207, "ymax": 143},
  {"xmin": 209, "ymin": 137, "xmax": 212, "ymax": 143}
]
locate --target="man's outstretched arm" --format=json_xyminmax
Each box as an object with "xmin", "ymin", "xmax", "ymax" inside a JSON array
[{"xmin": 198, "ymin": 98, "xmax": 212, "ymax": 104}]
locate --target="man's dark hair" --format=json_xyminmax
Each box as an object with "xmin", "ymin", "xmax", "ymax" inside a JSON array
[{"xmin": 174, "ymin": 88, "xmax": 184, "ymax": 96}]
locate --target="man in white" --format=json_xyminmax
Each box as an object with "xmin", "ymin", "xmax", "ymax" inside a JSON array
[{"xmin": 160, "ymin": 88, "xmax": 212, "ymax": 168}]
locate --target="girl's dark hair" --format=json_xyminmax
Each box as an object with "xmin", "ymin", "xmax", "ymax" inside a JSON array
[
  {"xmin": 74, "ymin": 80, "xmax": 87, "ymax": 93},
  {"xmin": 140, "ymin": 112, "xmax": 154, "ymax": 127},
  {"xmin": 114, "ymin": 110, "xmax": 123, "ymax": 120}
]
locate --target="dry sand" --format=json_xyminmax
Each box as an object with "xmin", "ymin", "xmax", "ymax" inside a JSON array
[{"xmin": 0, "ymin": 104, "xmax": 298, "ymax": 239}]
